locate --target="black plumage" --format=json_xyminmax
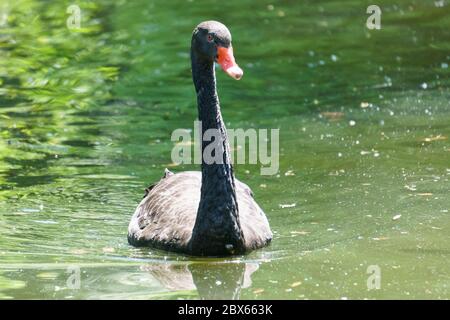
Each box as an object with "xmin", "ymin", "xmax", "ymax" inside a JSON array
[{"xmin": 128, "ymin": 21, "xmax": 272, "ymax": 256}]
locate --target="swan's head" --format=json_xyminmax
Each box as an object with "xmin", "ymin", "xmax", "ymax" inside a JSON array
[{"xmin": 192, "ymin": 21, "xmax": 243, "ymax": 80}]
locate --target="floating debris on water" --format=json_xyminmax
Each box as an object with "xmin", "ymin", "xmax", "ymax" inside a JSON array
[
  {"xmin": 320, "ymin": 111, "xmax": 344, "ymax": 121},
  {"xmin": 290, "ymin": 281, "xmax": 302, "ymax": 287},
  {"xmin": 280, "ymin": 203, "xmax": 296, "ymax": 209},
  {"xmin": 33, "ymin": 220, "xmax": 58, "ymax": 225},
  {"xmin": 421, "ymin": 135, "xmax": 447, "ymax": 142},
  {"xmin": 360, "ymin": 102, "xmax": 370, "ymax": 108},
  {"xmin": 360, "ymin": 149, "xmax": 380, "ymax": 157},
  {"xmin": 165, "ymin": 162, "xmax": 180, "ymax": 167},
  {"xmin": 392, "ymin": 214, "xmax": 402, "ymax": 221},
  {"xmin": 372, "ymin": 237, "xmax": 389, "ymax": 241},
  {"xmin": 290, "ymin": 231, "xmax": 309, "ymax": 235},
  {"xmin": 37, "ymin": 272, "xmax": 59, "ymax": 279},
  {"xmin": 329, "ymin": 169, "xmax": 345, "ymax": 176},
  {"xmin": 284, "ymin": 170, "xmax": 295, "ymax": 176}
]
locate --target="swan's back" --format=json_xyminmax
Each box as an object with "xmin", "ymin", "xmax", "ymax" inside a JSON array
[{"xmin": 128, "ymin": 171, "xmax": 272, "ymax": 254}]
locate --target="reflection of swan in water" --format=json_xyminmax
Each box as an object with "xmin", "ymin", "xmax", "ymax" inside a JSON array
[
  {"xmin": 127, "ymin": 21, "xmax": 272, "ymax": 256},
  {"xmin": 141, "ymin": 262, "xmax": 259, "ymax": 299}
]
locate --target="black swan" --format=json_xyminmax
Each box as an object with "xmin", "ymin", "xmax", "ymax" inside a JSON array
[{"xmin": 128, "ymin": 21, "xmax": 272, "ymax": 256}]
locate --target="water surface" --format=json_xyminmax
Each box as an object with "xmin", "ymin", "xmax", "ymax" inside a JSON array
[{"xmin": 0, "ymin": 0, "xmax": 449, "ymax": 299}]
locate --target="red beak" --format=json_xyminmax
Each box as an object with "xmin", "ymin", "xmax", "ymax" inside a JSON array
[{"xmin": 216, "ymin": 46, "xmax": 243, "ymax": 80}]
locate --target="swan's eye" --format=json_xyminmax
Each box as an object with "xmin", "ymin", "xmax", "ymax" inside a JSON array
[{"xmin": 207, "ymin": 34, "xmax": 214, "ymax": 43}]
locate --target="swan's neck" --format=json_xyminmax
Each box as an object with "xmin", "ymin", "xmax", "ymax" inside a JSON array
[{"xmin": 189, "ymin": 50, "xmax": 245, "ymax": 255}]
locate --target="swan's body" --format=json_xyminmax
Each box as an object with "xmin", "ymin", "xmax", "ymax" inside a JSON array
[
  {"xmin": 128, "ymin": 171, "xmax": 272, "ymax": 253},
  {"xmin": 128, "ymin": 21, "xmax": 272, "ymax": 256}
]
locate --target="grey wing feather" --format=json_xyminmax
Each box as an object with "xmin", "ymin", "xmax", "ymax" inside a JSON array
[
  {"xmin": 235, "ymin": 180, "xmax": 272, "ymax": 250},
  {"xmin": 128, "ymin": 171, "xmax": 201, "ymax": 251}
]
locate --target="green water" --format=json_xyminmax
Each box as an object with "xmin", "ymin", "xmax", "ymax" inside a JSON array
[{"xmin": 0, "ymin": 0, "xmax": 449, "ymax": 299}]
